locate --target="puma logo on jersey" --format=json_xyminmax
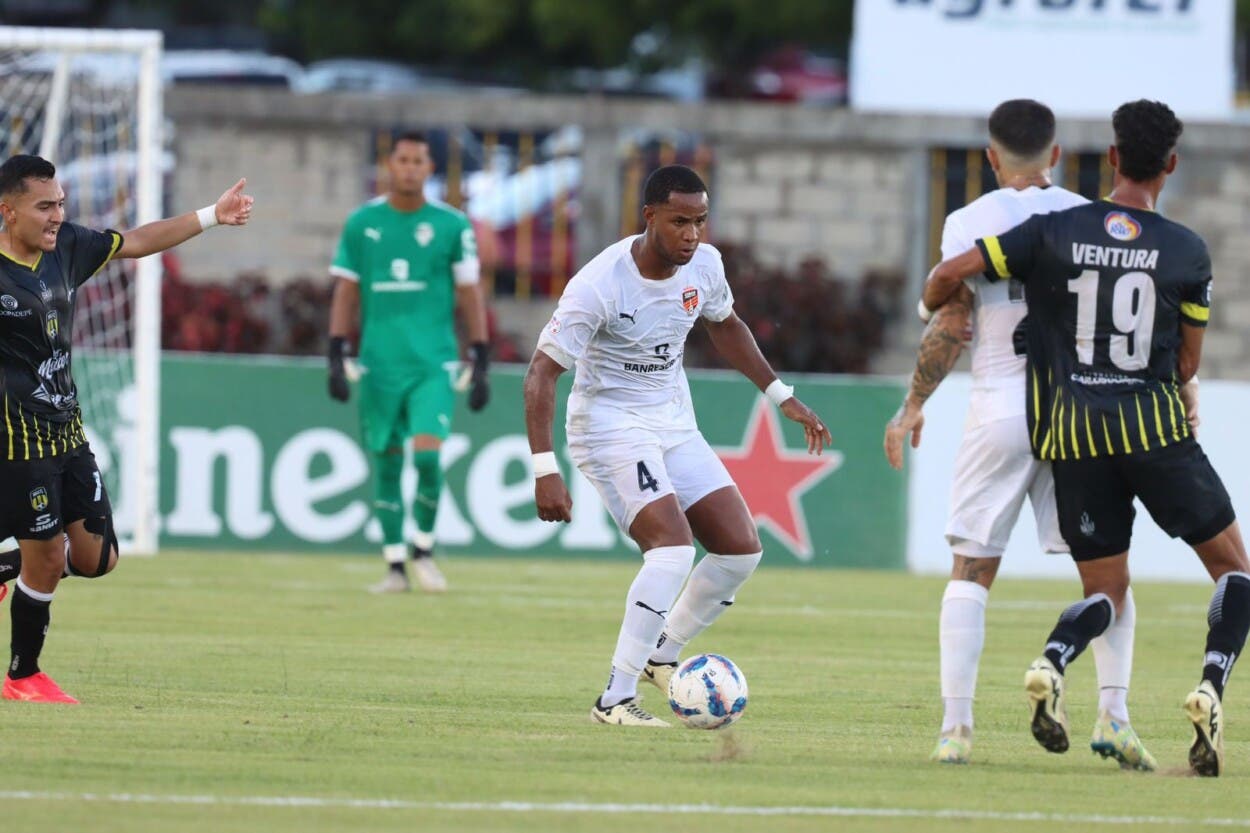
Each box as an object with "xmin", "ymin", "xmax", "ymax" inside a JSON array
[
  {"xmin": 618, "ymin": 309, "xmax": 637, "ymax": 324},
  {"xmin": 364, "ymin": 228, "xmax": 381, "ymax": 241}
]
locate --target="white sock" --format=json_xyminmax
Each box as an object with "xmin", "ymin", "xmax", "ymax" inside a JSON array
[
  {"xmin": 940, "ymin": 579, "xmax": 988, "ymax": 733},
  {"xmin": 382, "ymin": 543, "xmax": 406, "ymax": 565},
  {"xmin": 602, "ymin": 545, "xmax": 695, "ymax": 707},
  {"xmin": 650, "ymin": 552, "xmax": 762, "ymax": 665},
  {"xmin": 1092, "ymin": 586, "xmax": 1135, "ymax": 723}
]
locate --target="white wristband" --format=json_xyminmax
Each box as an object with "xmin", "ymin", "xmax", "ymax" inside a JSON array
[
  {"xmin": 917, "ymin": 298, "xmax": 934, "ymax": 323},
  {"xmin": 765, "ymin": 379, "xmax": 794, "ymax": 407},
  {"xmin": 196, "ymin": 204, "xmax": 218, "ymax": 231},
  {"xmin": 532, "ymin": 451, "xmax": 559, "ymax": 479}
]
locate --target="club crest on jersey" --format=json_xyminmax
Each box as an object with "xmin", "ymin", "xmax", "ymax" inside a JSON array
[
  {"xmin": 45, "ymin": 310, "xmax": 58, "ymax": 338},
  {"xmin": 681, "ymin": 287, "xmax": 699, "ymax": 314},
  {"xmin": 415, "ymin": 222, "xmax": 434, "ymax": 247},
  {"xmin": 29, "ymin": 487, "xmax": 48, "ymax": 512},
  {"xmin": 1103, "ymin": 211, "xmax": 1141, "ymax": 242}
]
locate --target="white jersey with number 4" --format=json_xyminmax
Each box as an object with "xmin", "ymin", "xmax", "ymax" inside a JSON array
[
  {"xmin": 941, "ymin": 185, "xmax": 1088, "ymax": 427},
  {"xmin": 537, "ymin": 236, "xmax": 734, "ymax": 438}
]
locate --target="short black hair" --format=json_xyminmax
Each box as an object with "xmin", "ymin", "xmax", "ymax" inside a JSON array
[
  {"xmin": 391, "ymin": 130, "xmax": 429, "ymax": 152},
  {"xmin": 987, "ymin": 99, "xmax": 1056, "ymax": 160},
  {"xmin": 0, "ymin": 154, "xmax": 56, "ymax": 197},
  {"xmin": 1112, "ymin": 100, "xmax": 1183, "ymax": 183},
  {"xmin": 643, "ymin": 165, "xmax": 707, "ymax": 206}
]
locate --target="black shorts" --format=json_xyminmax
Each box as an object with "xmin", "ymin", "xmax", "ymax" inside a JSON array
[
  {"xmin": 0, "ymin": 444, "xmax": 112, "ymax": 541},
  {"xmin": 1052, "ymin": 438, "xmax": 1236, "ymax": 561}
]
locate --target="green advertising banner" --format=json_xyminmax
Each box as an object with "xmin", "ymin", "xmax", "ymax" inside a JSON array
[{"xmin": 153, "ymin": 356, "xmax": 906, "ymax": 568}]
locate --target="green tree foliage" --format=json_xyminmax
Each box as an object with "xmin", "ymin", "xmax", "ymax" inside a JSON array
[{"xmin": 258, "ymin": 0, "xmax": 854, "ymax": 71}]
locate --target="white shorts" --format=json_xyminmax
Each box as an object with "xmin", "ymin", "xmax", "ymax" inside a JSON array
[
  {"xmin": 568, "ymin": 428, "xmax": 735, "ymax": 535},
  {"xmin": 945, "ymin": 414, "xmax": 1067, "ymax": 558}
]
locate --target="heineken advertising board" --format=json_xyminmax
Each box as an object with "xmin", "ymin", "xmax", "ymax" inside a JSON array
[{"xmin": 100, "ymin": 356, "xmax": 906, "ymax": 568}]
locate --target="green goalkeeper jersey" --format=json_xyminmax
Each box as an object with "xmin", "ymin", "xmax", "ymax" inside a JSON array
[{"xmin": 331, "ymin": 197, "xmax": 479, "ymax": 379}]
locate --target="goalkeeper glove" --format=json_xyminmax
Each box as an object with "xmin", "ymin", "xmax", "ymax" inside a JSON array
[
  {"xmin": 467, "ymin": 341, "xmax": 490, "ymax": 412},
  {"xmin": 328, "ymin": 336, "xmax": 351, "ymax": 402}
]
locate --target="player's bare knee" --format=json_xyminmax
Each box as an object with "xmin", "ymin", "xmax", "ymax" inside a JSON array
[
  {"xmin": 1191, "ymin": 522, "xmax": 1250, "ymax": 578},
  {"xmin": 68, "ymin": 515, "xmax": 118, "ymax": 578},
  {"xmin": 19, "ymin": 537, "xmax": 64, "ymax": 585},
  {"xmin": 629, "ymin": 499, "xmax": 693, "ymax": 551},
  {"xmin": 950, "ymin": 554, "xmax": 999, "ymax": 588}
]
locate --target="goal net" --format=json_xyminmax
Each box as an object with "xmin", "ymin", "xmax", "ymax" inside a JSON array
[{"xmin": 0, "ymin": 27, "xmax": 162, "ymax": 553}]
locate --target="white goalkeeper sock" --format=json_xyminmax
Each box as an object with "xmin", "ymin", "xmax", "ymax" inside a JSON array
[
  {"xmin": 650, "ymin": 551, "xmax": 762, "ymax": 665},
  {"xmin": 602, "ymin": 545, "xmax": 695, "ymax": 707},
  {"xmin": 1092, "ymin": 586, "xmax": 1135, "ymax": 724},
  {"xmin": 940, "ymin": 579, "xmax": 988, "ymax": 732}
]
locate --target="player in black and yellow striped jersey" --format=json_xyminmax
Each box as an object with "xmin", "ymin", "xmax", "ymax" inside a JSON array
[
  {"xmin": 976, "ymin": 195, "xmax": 1206, "ymax": 462},
  {"xmin": 923, "ymin": 101, "xmax": 1250, "ymax": 777},
  {"xmin": 0, "ymin": 154, "xmax": 253, "ymax": 703}
]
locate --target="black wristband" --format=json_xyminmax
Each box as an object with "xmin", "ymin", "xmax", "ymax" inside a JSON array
[
  {"xmin": 469, "ymin": 341, "xmax": 490, "ymax": 374},
  {"xmin": 329, "ymin": 336, "xmax": 350, "ymax": 364}
]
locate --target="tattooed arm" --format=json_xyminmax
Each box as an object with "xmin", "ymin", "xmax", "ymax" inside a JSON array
[{"xmin": 883, "ymin": 283, "xmax": 974, "ymax": 470}]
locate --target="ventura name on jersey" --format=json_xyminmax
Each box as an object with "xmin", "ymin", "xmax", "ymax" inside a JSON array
[{"xmin": 1072, "ymin": 244, "xmax": 1159, "ymax": 271}]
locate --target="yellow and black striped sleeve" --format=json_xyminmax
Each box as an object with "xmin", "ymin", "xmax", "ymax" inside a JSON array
[{"xmin": 974, "ymin": 213, "xmax": 1045, "ymax": 285}]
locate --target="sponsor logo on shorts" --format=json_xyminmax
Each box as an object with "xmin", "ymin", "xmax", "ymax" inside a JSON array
[
  {"xmin": 1080, "ymin": 512, "xmax": 1096, "ymax": 537},
  {"xmin": 1103, "ymin": 211, "xmax": 1142, "ymax": 242},
  {"xmin": 29, "ymin": 487, "xmax": 48, "ymax": 512},
  {"xmin": 681, "ymin": 286, "xmax": 699, "ymax": 314},
  {"xmin": 30, "ymin": 513, "xmax": 57, "ymax": 534}
]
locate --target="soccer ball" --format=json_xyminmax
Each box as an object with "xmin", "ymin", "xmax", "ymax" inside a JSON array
[{"xmin": 667, "ymin": 653, "xmax": 748, "ymax": 729}]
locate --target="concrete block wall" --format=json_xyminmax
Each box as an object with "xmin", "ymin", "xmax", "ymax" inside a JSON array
[{"xmin": 161, "ymin": 88, "xmax": 1250, "ymax": 379}]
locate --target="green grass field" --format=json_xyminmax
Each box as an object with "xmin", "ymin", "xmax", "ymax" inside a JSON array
[{"xmin": 4, "ymin": 552, "xmax": 1248, "ymax": 832}]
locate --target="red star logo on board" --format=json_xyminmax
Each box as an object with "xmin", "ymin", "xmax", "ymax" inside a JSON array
[{"xmin": 715, "ymin": 398, "xmax": 843, "ymax": 561}]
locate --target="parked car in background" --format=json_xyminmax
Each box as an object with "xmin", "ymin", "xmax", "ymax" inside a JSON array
[
  {"xmin": 161, "ymin": 50, "xmax": 304, "ymax": 88},
  {"xmin": 7, "ymin": 48, "xmax": 304, "ymax": 89},
  {"xmin": 297, "ymin": 59, "xmax": 435, "ymax": 94},
  {"xmin": 710, "ymin": 46, "xmax": 847, "ymax": 105}
]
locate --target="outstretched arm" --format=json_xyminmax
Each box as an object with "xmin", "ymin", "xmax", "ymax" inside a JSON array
[
  {"xmin": 115, "ymin": 179, "xmax": 253, "ymax": 260},
  {"xmin": 883, "ymin": 284, "xmax": 973, "ymax": 470},
  {"xmin": 525, "ymin": 350, "xmax": 573, "ymax": 522},
  {"xmin": 703, "ymin": 312, "xmax": 833, "ymax": 455}
]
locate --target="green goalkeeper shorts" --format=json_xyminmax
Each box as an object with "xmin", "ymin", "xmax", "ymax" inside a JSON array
[{"xmin": 357, "ymin": 369, "xmax": 455, "ymax": 452}]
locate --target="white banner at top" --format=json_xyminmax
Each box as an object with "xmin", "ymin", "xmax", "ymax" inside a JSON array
[{"xmin": 851, "ymin": 0, "xmax": 1234, "ymax": 121}]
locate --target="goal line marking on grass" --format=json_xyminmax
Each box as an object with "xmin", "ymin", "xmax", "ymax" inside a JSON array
[{"xmin": 1, "ymin": 792, "xmax": 1247, "ymax": 826}]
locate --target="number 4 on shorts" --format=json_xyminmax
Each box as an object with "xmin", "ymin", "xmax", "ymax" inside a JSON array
[{"xmin": 637, "ymin": 461, "xmax": 659, "ymax": 493}]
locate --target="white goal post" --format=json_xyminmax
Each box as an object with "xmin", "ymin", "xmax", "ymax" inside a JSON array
[{"xmin": 0, "ymin": 27, "xmax": 163, "ymax": 554}]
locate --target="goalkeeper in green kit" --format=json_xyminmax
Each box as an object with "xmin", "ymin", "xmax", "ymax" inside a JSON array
[{"xmin": 327, "ymin": 131, "xmax": 490, "ymax": 593}]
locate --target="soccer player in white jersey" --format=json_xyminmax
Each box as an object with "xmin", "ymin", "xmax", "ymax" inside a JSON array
[
  {"xmin": 884, "ymin": 100, "xmax": 1157, "ymax": 769},
  {"xmin": 524, "ymin": 165, "xmax": 832, "ymax": 727}
]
